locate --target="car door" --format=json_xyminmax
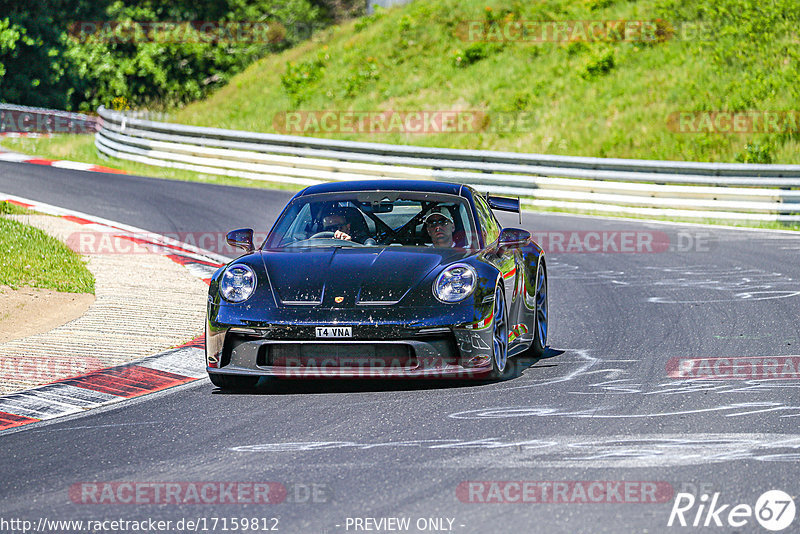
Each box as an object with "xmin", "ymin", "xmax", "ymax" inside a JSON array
[{"xmin": 474, "ymin": 194, "xmax": 518, "ymax": 326}]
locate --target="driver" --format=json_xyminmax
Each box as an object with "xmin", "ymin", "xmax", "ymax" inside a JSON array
[
  {"xmin": 322, "ymin": 210, "xmax": 355, "ymax": 241},
  {"xmin": 424, "ymin": 207, "xmax": 456, "ymax": 248}
]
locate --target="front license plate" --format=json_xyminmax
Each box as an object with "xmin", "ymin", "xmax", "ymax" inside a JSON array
[{"xmin": 315, "ymin": 326, "xmax": 353, "ymax": 338}]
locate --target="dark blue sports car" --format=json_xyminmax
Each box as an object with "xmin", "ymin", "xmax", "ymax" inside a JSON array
[{"xmin": 205, "ymin": 180, "xmax": 547, "ymax": 389}]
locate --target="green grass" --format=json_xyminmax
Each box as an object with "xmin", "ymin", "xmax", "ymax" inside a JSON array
[{"xmin": 0, "ymin": 202, "xmax": 95, "ymax": 293}]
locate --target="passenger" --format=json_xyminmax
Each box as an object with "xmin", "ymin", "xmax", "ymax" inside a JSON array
[{"xmin": 424, "ymin": 207, "xmax": 456, "ymax": 248}]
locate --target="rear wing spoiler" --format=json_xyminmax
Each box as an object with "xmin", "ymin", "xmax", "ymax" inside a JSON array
[
  {"xmin": 486, "ymin": 195, "xmax": 520, "ymax": 213},
  {"xmin": 486, "ymin": 195, "xmax": 522, "ymax": 223}
]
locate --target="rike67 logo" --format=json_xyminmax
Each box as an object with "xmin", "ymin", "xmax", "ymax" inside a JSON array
[{"xmin": 668, "ymin": 490, "xmax": 796, "ymax": 531}]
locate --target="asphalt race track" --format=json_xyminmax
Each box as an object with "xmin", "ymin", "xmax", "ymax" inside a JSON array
[{"xmin": 1, "ymin": 161, "xmax": 800, "ymax": 533}]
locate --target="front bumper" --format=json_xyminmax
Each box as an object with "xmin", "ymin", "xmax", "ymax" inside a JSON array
[
  {"xmin": 206, "ymin": 307, "xmax": 496, "ymax": 379},
  {"xmin": 207, "ymin": 336, "xmax": 492, "ymax": 379}
]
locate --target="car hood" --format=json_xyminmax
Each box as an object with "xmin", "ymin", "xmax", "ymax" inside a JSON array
[{"xmin": 260, "ymin": 247, "xmax": 470, "ymax": 307}]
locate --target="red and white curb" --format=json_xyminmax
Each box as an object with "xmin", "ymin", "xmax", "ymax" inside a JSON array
[
  {"xmin": 0, "ymin": 338, "xmax": 207, "ymax": 431},
  {"xmin": 0, "ymin": 194, "xmax": 229, "ymax": 432},
  {"xmin": 0, "ymin": 148, "xmax": 126, "ymax": 174}
]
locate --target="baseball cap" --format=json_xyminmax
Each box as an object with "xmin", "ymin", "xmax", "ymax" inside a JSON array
[{"xmin": 424, "ymin": 206, "xmax": 454, "ymax": 225}]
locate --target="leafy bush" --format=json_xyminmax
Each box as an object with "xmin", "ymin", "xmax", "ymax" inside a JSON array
[
  {"xmin": 0, "ymin": 0, "xmax": 104, "ymax": 109},
  {"xmin": 567, "ymin": 41, "xmax": 589, "ymax": 57},
  {"xmin": 734, "ymin": 142, "xmax": 774, "ymax": 164},
  {"xmin": 354, "ymin": 6, "xmax": 383, "ymax": 32},
  {"xmin": 586, "ymin": 0, "xmax": 614, "ymax": 10},
  {"xmin": 0, "ymin": 18, "xmax": 33, "ymax": 81},
  {"xmin": 341, "ymin": 56, "xmax": 379, "ymax": 97},
  {"xmin": 510, "ymin": 91, "xmax": 533, "ymax": 111},
  {"xmin": 313, "ymin": 0, "xmax": 366, "ymax": 22},
  {"xmin": 396, "ymin": 14, "xmax": 416, "ymax": 48},
  {"xmin": 452, "ymin": 42, "xmax": 495, "ymax": 68},
  {"xmin": 581, "ymin": 48, "xmax": 615, "ymax": 79},
  {"xmin": 281, "ymin": 52, "xmax": 328, "ymax": 104},
  {"xmin": 0, "ymin": 0, "xmax": 327, "ymax": 111}
]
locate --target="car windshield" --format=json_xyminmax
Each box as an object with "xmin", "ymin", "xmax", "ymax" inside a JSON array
[{"xmin": 264, "ymin": 191, "xmax": 478, "ymax": 249}]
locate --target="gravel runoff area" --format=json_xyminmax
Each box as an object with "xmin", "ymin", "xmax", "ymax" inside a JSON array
[{"xmin": 0, "ymin": 214, "xmax": 208, "ymax": 395}]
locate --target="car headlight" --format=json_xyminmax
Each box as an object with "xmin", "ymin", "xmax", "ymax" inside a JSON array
[
  {"xmin": 220, "ymin": 264, "xmax": 257, "ymax": 303},
  {"xmin": 433, "ymin": 263, "xmax": 477, "ymax": 303}
]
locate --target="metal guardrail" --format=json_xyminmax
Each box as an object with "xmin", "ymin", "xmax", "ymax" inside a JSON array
[{"xmin": 96, "ymin": 106, "xmax": 800, "ymax": 222}]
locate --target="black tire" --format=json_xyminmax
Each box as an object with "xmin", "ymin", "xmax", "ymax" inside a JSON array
[
  {"xmin": 209, "ymin": 373, "xmax": 260, "ymax": 390},
  {"xmin": 528, "ymin": 262, "xmax": 548, "ymax": 358},
  {"xmin": 488, "ymin": 284, "xmax": 510, "ymax": 379}
]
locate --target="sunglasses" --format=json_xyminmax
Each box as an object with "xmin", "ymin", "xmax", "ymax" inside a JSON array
[
  {"xmin": 324, "ymin": 223, "xmax": 348, "ymax": 232},
  {"xmin": 426, "ymin": 218, "xmax": 450, "ymax": 228}
]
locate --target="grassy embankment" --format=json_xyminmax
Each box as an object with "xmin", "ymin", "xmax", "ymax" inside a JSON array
[
  {"xmin": 0, "ymin": 202, "xmax": 95, "ymax": 293},
  {"xmin": 3, "ymin": 0, "xmax": 799, "ymax": 225}
]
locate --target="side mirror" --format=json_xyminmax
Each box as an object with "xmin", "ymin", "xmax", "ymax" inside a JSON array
[
  {"xmin": 497, "ymin": 227, "xmax": 530, "ymax": 251},
  {"xmin": 226, "ymin": 228, "xmax": 255, "ymax": 252}
]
